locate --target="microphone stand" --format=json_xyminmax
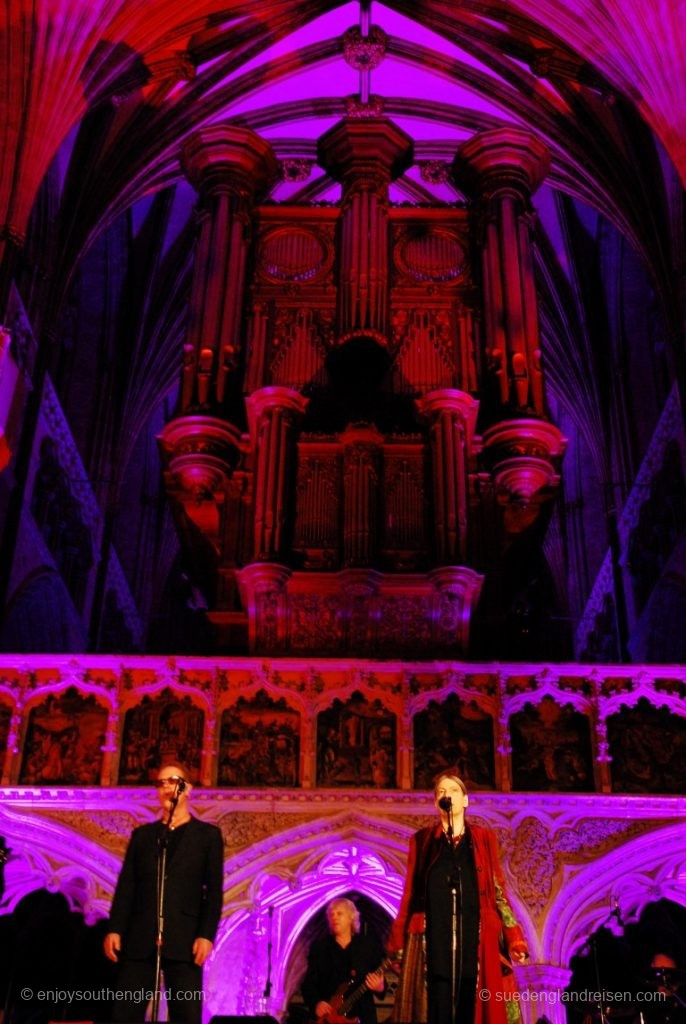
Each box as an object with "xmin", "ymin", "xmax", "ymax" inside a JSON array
[
  {"xmin": 581, "ymin": 903, "xmax": 624, "ymax": 1024},
  {"xmin": 152, "ymin": 783, "xmax": 182, "ymax": 1022},
  {"xmin": 442, "ymin": 801, "xmax": 463, "ymax": 1024}
]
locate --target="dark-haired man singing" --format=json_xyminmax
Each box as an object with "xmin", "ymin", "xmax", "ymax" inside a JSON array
[{"xmin": 104, "ymin": 763, "xmax": 224, "ymax": 1024}]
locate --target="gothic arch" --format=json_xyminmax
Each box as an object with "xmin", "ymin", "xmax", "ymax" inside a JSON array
[
  {"xmin": 207, "ymin": 813, "xmax": 410, "ymax": 1019},
  {"xmin": 0, "ymin": 804, "xmax": 120, "ymax": 922},
  {"xmin": 542, "ymin": 823, "xmax": 686, "ymax": 966}
]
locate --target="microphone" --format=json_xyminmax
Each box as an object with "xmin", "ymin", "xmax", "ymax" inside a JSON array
[
  {"xmin": 438, "ymin": 796, "xmax": 452, "ymax": 811},
  {"xmin": 176, "ymin": 778, "xmax": 187, "ymax": 793}
]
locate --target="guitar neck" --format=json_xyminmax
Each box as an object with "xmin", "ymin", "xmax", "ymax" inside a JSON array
[{"xmin": 339, "ymin": 956, "xmax": 391, "ymax": 1017}]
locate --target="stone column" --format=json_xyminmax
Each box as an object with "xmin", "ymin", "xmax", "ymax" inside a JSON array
[
  {"xmin": 514, "ymin": 963, "xmax": 572, "ymax": 1024},
  {"xmin": 246, "ymin": 386, "xmax": 308, "ymax": 562},
  {"xmin": 318, "ymin": 117, "xmax": 413, "ymax": 341},
  {"xmin": 417, "ymin": 389, "xmax": 479, "ymax": 564}
]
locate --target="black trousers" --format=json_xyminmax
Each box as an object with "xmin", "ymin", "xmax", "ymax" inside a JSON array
[
  {"xmin": 110, "ymin": 956, "xmax": 204, "ymax": 1024},
  {"xmin": 427, "ymin": 973, "xmax": 477, "ymax": 1024}
]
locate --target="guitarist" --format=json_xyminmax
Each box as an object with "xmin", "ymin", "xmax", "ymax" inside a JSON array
[{"xmin": 302, "ymin": 897, "xmax": 386, "ymax": 1024}]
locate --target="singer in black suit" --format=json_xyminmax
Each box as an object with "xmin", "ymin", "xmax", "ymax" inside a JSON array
[{"xmin": 104, "ymin": 763, "xmax": 224, "ymax": 1024}]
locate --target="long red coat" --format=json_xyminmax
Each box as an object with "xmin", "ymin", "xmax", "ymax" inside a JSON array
[{"xmin": 388, "ymin": 822, "xmax": 528, "ymax": 1024}]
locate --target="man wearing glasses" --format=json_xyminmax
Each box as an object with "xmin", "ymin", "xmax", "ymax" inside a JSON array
[{"xmin": 103, "ymin": 763, "xmax": 224, "ymax": 1024}]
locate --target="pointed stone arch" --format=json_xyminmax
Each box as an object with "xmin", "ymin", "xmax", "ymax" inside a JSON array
[
  {"xmin": 542, "ymin": 823, "xmax": 686, "ymax": 966},
  {"xmin": 206, "ymin": 811, "xmax": 413, "ymax": 1018}
]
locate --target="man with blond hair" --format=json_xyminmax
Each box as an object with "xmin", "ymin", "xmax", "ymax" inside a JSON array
[{"xmin": 302, "ymin": 896, "xmax": 385, "ymax": 1024}]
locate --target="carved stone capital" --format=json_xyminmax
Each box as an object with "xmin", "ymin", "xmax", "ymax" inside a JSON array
[
  {"xmin": 453, "ymin": 127, "xmax": 550, "ymax": 199},
  {"xmin": 181, "ymin": 125, "xmax": 278, "ymax": 199},
  {"xmin": 317, "ymin": 117, "xmax": 413, "ymax": 186}
]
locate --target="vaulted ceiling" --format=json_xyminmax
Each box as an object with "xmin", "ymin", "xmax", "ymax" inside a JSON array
[{"xmin": 2, "ymin": 0, "xmax": 683, "ymax": 269}]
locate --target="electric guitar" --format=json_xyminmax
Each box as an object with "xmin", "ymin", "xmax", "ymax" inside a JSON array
[{"xmin": 318, "ymin": 957, "xmax": 393, "ymax": 1024}]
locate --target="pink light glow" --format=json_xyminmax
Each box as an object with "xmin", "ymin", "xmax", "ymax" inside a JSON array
[{"xmin": 2, "ymin": 786, "xmax": 686, "ymax": 1021}]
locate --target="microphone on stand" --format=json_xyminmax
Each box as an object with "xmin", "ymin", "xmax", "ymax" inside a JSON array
[
  {"xmin": 162, "ymin": 777, "xmax": 187, "ymax": 834},
  {"xmin": 438, "ymin": 796, "xmax": 454, "ymax": 839}
]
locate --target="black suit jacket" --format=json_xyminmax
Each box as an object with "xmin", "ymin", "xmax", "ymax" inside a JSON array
[{"xmin": 108, "ymin": 817, "xmax": 224, "ymax": 962}]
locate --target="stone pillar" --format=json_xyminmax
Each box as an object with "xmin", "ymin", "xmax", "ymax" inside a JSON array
[
  {"xmin": 417, "ymin": 389, "xmax": 479, "ymax": 564},
  {"xmin": 318, "ymin": 117, "xmax": 413, "ymax": 341},
  {"xmin": 340, "ymin": 424, "xmax": 384, "ymax": 566},
  {"xmin": 453, "ymin": 129, "xmax": 566, "ymax": 513},
  {"xmin": 246, "ymin": 387, "xmax": 308, "ymax": 562},
  {"xmin": 514, "ymin": 963, "xmax": 572, "ymax": 1024},
  {"xmin": 180, "ymin": 125, "xmax": 277, "ymax": 413}
]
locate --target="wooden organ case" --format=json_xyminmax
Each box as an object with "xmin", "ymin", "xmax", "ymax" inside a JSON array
[{"xmin": 158, "ymin": 118, "xmax": 566, "ymax": 656}]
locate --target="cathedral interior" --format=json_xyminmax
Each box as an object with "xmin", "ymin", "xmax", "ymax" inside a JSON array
[{"xmin": 0, "ymin": 0, "xmax": 685, "ymax": 1022}]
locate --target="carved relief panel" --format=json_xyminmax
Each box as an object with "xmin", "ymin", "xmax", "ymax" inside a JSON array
[
  {"xmin": 19, "ymin": 687, "xmax": 108, "ymax": 785},
  {"xmin": 413, "ymin": 692, "xmax": 495, "ymax": 790},
  {"xmin": 510, "ymin": 697, "xmax": 594, "ymax": 792},
  {"xmin": 607, "ymin": 698, "xmax": 686, "ymax": 793},
  {"xmin": 218, "ymin": 689, "xmax": 300, "ymax": 787},
  {"xmin": 1, "ymin": 659, "xmax": 686, "ymax": 794},
  {"xmin": 118, "ymin": 688, "xmax": 204, "ymax": 784},
  {"xmin": 317, "ymin": 691, "xmax": 397, "ymax": 787}
]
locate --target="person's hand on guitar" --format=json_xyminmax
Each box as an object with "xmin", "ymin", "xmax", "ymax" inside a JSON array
[
  {"xmin": 364, "ymin": 969, "xmax": 385, "ymax": 994},
  {"xmin": 315, "ymin": 1000, "xmax": 334, "ymax": 1020}
]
